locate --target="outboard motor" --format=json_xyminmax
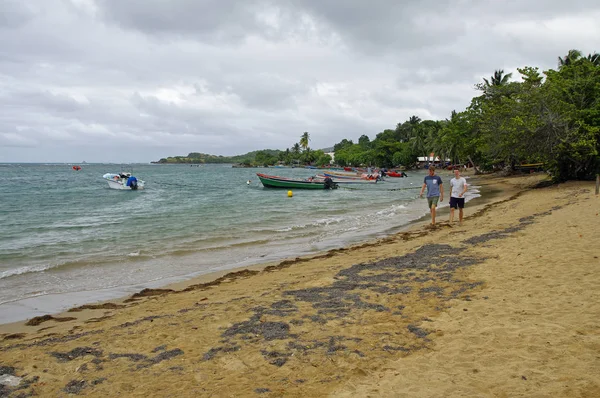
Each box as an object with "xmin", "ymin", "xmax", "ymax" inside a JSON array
[{"xmin": 323, "ymin": 177, "xmax": 338, "ymax": 190}]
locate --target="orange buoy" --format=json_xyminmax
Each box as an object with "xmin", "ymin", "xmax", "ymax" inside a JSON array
[{"xmin": 72, "ymin": 165, "xmax": 81, "ymax": 171}]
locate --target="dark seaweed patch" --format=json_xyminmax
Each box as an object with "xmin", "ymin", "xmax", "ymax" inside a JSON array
[
  {"xmin": 407, "ymin": 324, "xmax": 430, "ymax": 339},
  {"xmin": 68, "ymin": 303, "xmax": 126, "ymax": 312},
  {"xmin": 261, "ymin": 350, "xmax": 291, "ymax": 367},
  {"xmin": 108, "ymin": 353, "xmax": 148, "ymax": 362},
  {"xmin": 383, "ymin": 345, "xmax": 410, "ymax": 353},
  {"xmin": 222, "ymin": 309, "xmax": 290, "ymax": 341},
  {"xmin": 202, "ymin": 346, "xmax": 241, "ymax": 361},
  {"xmin": 118, "ymin": 315, "xmax": 169, "ymax": 328},
  {"xmin": 0, "ymin": 365, "xmax": 15, "ymax": 375},
  {"xmin": 63, "ymin": 380, "xmax": 87, "ymax": 394},
  {"xmin": 50, "ymin": 347, "xmax": 103, "ymax": 362},
  {"xmin": 464, "ymin": 207, "xmax": 559, "ymax": 245},
  {"xmin": 25, "ymin": 315, "xmax": 77, "ymax": 326}
]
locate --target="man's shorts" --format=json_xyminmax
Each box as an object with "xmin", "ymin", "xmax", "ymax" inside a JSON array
[
  {"xmin": 427, "ymin": 196, "xmax": 439, "ymax": 208},
  {"xmin": 449, "ymin": 197, "xmax": 465, "ymax": 209}
]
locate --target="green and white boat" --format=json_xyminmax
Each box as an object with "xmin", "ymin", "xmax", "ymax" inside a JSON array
[{"xmin": 256, "ymin": 173, "xmax": 338, "ymax": 189}]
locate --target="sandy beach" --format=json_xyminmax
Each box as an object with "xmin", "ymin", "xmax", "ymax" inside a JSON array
[{"xmin": 1, "ymin": 173, "xmax": 599, "ymax": 397}]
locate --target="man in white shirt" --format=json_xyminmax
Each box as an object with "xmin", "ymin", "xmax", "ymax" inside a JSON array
[{"xmin": 449, "ymin": 168, "xmax": 468, "ymax": 225}]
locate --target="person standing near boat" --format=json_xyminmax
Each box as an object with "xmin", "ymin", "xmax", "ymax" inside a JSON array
[
  {"xmin": 419, "ymin": 165, "xmax": 443, "ymax": 226},
  {"xmin": 449, "ymin": 168, "xmax": 468, "ymax": 226}
]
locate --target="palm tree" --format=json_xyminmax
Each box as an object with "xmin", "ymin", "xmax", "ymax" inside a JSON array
[
  {"xmin": 586, "ymin": 52, "xmax": 600, "ymax": 66},
  {"xmin": 558, "ymin": 49, "xmax": 582, "ymax": 68},
  {"xmin": 483, "ymin": 69, "xmax": 513, "ymax": 87},
  {"xmin": 408, "ymin": 115, "xmax": 421, "ymax": 125},
  {"xmin": 300, "ymin": 132, "xmax": 310, "ymax": 151}
]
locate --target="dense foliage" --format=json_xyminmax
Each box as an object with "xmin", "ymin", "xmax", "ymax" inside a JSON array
[
  {"xmin": 156, "ymin": 50, "xmax": 599, "ymax": 180},
  {"xmin": 335, "ymin": 50, "xmax": 599, "ymax": 181}
]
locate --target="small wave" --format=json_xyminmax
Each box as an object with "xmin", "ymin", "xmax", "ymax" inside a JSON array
[
  {"xmin": 127, "ymin": 251, "xmax": 140, "ymax": 257},
  {"xmin": 0, "ymin": 263, "xmax": 55, "ymax": 279},
  {"xmin": 275, "ymin": 217, "xmax": 344, "ymax": 232}
]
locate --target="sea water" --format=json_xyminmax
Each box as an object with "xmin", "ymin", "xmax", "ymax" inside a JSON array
[{"xmin": 0, "ymin": 163, "xmax": 479, "ymax": 323}]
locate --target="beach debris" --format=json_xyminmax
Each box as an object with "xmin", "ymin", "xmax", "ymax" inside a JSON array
[
  {"xmin": 25, "ymin": 314, "xmax": 77, "ymax": 326},
  {"xmin": 2, "ymin": 333, "xmax": 26, "ymax": 340},
  {"xmin": 130, "ymin": 288, "xmax": 174, "ymax": 299},
  {"xmin": 68, "ymin": 303, "xmax": 126, "ymax": 312},
  {"xmin": 50, "ymin": 347, "xmax": 103, "ymax": 362},
  {"xmin": 0, "ymin": 374, "xmax": 22, "ymax": 387},
  {"xmin": 64, "ymin": 379, "xmax": 87, "ymax": 394},
  {"xmin": 118, "ymin": 315, "xmax": 170, "ymax": 328}
]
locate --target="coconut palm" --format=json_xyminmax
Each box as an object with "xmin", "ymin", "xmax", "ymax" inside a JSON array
[
  {"xmin": 558, "ymin": 49, "xmax": 582, "ymax": 68},
  {"xmin": 299, "ymin": 132, "xmax": 310, "ymax": 151},
  {"xmin": 586, "ymin": 52, "xmax": 600, "ymax": 66},
  {"xmin": 483, "ymin": 69, "xmax": 513, "ymax": 87}
]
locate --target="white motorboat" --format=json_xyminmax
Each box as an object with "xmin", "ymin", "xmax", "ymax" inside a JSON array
[{"xmin": 102, "ymin": 172, "xmax": 145, "ymax": 190}]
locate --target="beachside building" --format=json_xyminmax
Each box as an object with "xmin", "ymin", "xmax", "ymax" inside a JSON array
[{"xmin": 417, "ymin": 155, "xmax": 450, "ymax": 168}]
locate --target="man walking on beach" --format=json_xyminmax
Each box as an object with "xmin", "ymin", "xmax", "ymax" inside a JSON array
[
  {"xmin": 449, "ymin": 168, "xmax": 468, "ymax": 225},
  {"xmin": 419, "ymin": 165, "xmax": 443, "ymax": 225}
]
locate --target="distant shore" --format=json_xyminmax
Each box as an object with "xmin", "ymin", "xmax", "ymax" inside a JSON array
[{"xmin": 1, "ymin": 173, "xmax": 598, "ymax": 397}]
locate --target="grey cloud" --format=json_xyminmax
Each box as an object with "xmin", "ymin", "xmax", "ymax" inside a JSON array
[
  {"xmin": 94, "ymin": 0, "xmax": 283, "ymax": 41},
  {"xmin": 0, "ymin": 1, "xmax": 38, "ymax": 29},
  {"xmin": 1, "ymin": 0, "xmax": 599, "ymax": 163}
]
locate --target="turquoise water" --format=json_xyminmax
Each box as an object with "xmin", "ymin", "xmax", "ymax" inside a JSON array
[{"xmin": 0, "ymin": 163, "xmax": 479, "ymax": 323}]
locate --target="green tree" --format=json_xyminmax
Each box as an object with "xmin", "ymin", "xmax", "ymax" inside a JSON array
[
  {"xmin": 333, "ymin": 139, "xmax": 353, "ymax": 152},
  {"xmin": 558, "ymin": 49, "xmax": 583, "ymax": 68},
  {"xmin": 358, "ymin": 134, "xmax": 371, "ymax": 148},
  {"xmin": 316, "ymin": 153, "xmax": 332, "ymax": 166},
  {"xmin": 300, "ymin": 132, "xmax": 310, "ymax": 151},
  {"xmin": 483, "ymin": 69, "xmax": 513, "ymax": 88}
]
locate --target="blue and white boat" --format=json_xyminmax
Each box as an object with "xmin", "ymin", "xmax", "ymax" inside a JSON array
[{"xmin": 102, "ymin": 172, "xmax": 145, "ymax": 190}]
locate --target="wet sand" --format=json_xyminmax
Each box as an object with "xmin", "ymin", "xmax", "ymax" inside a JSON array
[{"xmin": 1, "ymin": 173, "xmax": 599, "ymax": 397}]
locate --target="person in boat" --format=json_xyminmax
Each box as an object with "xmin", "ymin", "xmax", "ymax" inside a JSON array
[{"xmin": 419, "ymin": 165, "xmax": 444, "ymax": 226}]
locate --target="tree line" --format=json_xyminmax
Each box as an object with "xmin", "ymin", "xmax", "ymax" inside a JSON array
[
  {"xmin": 333, "ymin": 49, "xmax": 599, "ymax": 181},
  {"xmin": 155, "ymin": 49, "xmax": 598, "ymax": 181}
]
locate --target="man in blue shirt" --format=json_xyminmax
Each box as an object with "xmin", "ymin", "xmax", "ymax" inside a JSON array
[{"xmin": 419, "ymin": 165, "xmax": 444, "ymax": 225}]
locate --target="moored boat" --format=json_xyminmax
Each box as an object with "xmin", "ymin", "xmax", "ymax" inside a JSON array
[
  {"xmin": 313, "ymin": 175, "xmax": 378, "ymax": 184},
  {"xmin": 386, "ymin": 171, "xmax": 408, "ymax": 177},
  {"xmin": 102, "ymin": 172, "xmax": 145, "ymax": 190},
  {"xmin": 322, "ymin": 171, "xmax": 380, "ymax": 181},
  {"xmin": 257, "ymin": 173, "xmax": 338, "ymax": 189}
]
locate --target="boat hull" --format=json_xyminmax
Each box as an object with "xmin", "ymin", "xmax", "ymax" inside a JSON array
[
  {"xmin": 106, "ymin": 180, "xmax": 145, "ymax": 190},
  {"xmin": 257, "ymin": 173, "xmax": 336, "ymax": 189},
  {"xmin": 103, "ymin": 173, "xmax": 145, "ymax": 190},
  {"xmin": 314, "ymin": 175, "xmax": 377, "ymax": 184}
]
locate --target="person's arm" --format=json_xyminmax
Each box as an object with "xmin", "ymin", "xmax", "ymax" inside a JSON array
[
  {"xmin": 460, "ymin": 179, "xmax": 468, "ymax": 197},
  {"xmin": 439, "ymin": 183, "xmax": 444, "ymax": 201},
  {"xmin": 419, "ymin": 183, "xmax": 426, "ymax": 197}
]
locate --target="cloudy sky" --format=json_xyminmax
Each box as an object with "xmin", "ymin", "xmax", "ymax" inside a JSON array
[{"xmin": 1, "ymin": 0, "xmax": 599, "ymax": 163}]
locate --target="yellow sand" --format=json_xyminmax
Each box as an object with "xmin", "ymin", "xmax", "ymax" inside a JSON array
[{"xmin": 1, "ymin": 174, "xmax": 599, "ymax": 398}]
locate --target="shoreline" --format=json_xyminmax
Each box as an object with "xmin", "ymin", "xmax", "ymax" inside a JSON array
[
  {"xmin": 3, "ymin": 172, "xmax": 597, "ymax": 397},
  {"xmin": 1, "ymin": 171, "xmax": 494, "ymax": 330}
]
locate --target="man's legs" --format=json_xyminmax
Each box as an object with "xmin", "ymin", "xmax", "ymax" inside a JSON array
[
  {"xmin": 459, "ymin": 208, "xmax": 464, "ymax": 225},
  {"xmin": 427, "ymin": 197, "xmax": 439, "ymax": 225},
  {"xmin": 449, "ymin": 207, "xmax": 455, "ymax": 223}
]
